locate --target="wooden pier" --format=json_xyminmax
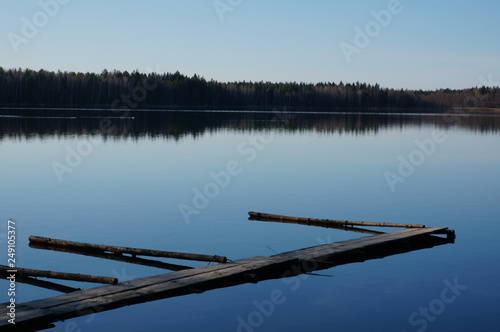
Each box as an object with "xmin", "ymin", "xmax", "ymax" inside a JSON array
[{"xmin": 0, "ymin": 226, "xmax": 453, "ymax": 331}]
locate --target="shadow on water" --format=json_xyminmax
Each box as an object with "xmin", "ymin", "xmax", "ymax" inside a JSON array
[{"xmin": 0, "ymin": 109, "xmax": 500, "ymax": 141}]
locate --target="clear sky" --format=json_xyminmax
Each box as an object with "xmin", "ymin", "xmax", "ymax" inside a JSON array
[{"xmin": 1, "ymin": 0, "xmax": 499, "ymax": 90}]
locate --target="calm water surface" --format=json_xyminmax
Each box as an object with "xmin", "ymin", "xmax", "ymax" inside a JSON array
[{"xmin": 1, "ymin": 110, "xmax": 499, "ymax": 331}]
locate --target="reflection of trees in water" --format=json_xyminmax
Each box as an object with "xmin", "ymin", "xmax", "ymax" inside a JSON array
[{"xmin": 0, "ymin": 109, "xmax": 499, "ymax": 141}]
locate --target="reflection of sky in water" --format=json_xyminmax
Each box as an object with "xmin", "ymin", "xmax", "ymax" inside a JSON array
[{"xmin": 0, "ymin": 111, "xmax": 499, "ymax": 331}]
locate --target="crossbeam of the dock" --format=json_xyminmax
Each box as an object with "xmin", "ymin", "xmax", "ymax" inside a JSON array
[{"xmin": 0, "ymin": 227, "xmax": 451, "ymax": 330}]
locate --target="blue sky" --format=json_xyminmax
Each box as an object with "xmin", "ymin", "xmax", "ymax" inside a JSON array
[{"xmin": 1, "ymin": 0, "xmax": 499, "ymax": 90}]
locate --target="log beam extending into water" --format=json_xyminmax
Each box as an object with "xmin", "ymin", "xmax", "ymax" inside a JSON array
[
  {"xmin": 29, "ymin": 243, "xmax": 193, "ymax": 272},
  {"xmin": 29, "ymin": 236, "xmax": 227, "ymax": 263},
  {"xmin": 2, "ymin": 275, "xmax": 80, "ymax": 293},
  {"xmin": 0, "ymin": 265, "xmax": 117, "ymax": 285},
  {"xmin": 248, "ymin": 212, "xmax": 425, "ymax": 228},
  {"xmin": 249, "ymin": 215, "xmax": 384, "ymax": 235}
]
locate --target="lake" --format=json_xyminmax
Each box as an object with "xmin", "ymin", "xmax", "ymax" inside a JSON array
[{"xmin": 1, "ymin": 109, "xmax": 499, "ymax": 331}]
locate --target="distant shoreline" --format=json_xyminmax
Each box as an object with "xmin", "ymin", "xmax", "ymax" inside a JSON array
[
  {"xmin": 1, "ymin": 106, "xmax": 500, "ymax": 115},
  {"xmin": 1, "ymin": 68, "xmax": 499, "ymax": 113},
  {"xmin": 444, "ymin": 107, "xmax": 500, "ymax": 114}
]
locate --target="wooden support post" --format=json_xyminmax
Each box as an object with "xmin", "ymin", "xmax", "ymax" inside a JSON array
[
  {"xmin": 447, "ymin": 229, "xmax": 456, "ymax": 242},
  {"xmin": 0, "ymin": 265, "xmax": 117, "ymax": 285},
  {"xmin": 29, "ymin": 236, "xmax": 227, "ymax": 263},
  {"xmin": 248, "ymin": 212, "xmax": 425, "ymax": 228}
]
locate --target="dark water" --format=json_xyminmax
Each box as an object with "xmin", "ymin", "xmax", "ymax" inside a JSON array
[{"xmin": 1, "ymin": 109, "xmax": 499, "ymax": 331}]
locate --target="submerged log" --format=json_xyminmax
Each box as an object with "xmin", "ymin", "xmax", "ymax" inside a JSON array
[
  {"xmin": 249, "ymin": 215, "xmax": 384, "ymax": 235},
  {"xmin": 248, "ymin": 212, "xmax": 425, "ymax": 228},
  {"xmin": 0, "ymin": 265, "xmax": 117, "ymax": 284},
  {"xmin": 10, "ymin": 275, "xmax": 80, "ymax": 293},
  {"xmin": 30, "ymin": 242, "xmax": 193, "ymax": 271},
  {"xmin": 29, "ymin": 236, "xmax": 227, "ymax": 263}
]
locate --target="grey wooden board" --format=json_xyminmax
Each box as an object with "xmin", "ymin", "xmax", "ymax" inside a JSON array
[{"xmin": 0, "ymin": 227, "xmax": 447, "ymax": 328}]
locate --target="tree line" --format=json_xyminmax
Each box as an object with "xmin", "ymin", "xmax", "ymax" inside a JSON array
[{"xmin": 0, "ymin": 67, "xmax": 499, "ymax": 111}]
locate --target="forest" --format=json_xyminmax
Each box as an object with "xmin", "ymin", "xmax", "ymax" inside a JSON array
[{"xmin": 0, "ymin": 67, "xmax": 499, "ymax": 111}]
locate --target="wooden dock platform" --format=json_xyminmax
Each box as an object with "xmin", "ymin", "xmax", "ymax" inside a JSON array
[{"xmin": 0, "ymin": 227, "xmax": 452, "ymax": 330}]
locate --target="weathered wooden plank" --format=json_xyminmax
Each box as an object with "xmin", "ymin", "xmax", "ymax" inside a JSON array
[
  {"xmin": 0, "ymin": 257, "xmax": 284, "ymax": 328},
  {"xmin": 14, "ymin": 259, "xmax": 265, "ymax": 310},
  {"xmin": 8, "ymin": 257, "xmax": 292, "ymax": 324},
  {"xmin": 279, "ymin": 228, "xmax": 448, "ymax": 261}
]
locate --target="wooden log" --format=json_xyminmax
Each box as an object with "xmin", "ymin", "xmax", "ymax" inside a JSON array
[
  {"xmin": 249, "ymin": 215, "xmax": 384, "ymax": 235},
  {"xmin": 10, "ymin": 276, "xmax": 80, "ymax": 293},
  {"xmin": 248, "ymin": 212, "xmax": 425, "ymax": 228},
  {"xmin": 30, "ymin": 243, "xmax": 193, "ymax": 272},
  {"xmin": 0, "ymin": 265, "xmax": 117, "ymax": 285},
  {"xmin": 29, "ymin": 236, "xmax": 227, "ymax": 263}
]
